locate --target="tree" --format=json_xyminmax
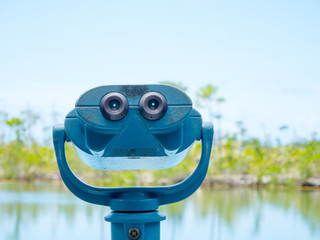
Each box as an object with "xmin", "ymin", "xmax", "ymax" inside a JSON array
[
  {"xmin": 21, "ymin": 109, "xmax": 40, "ymax": 144},
  {"xmin": 236, "ymin": 120, "xmax": 247, "ymax": 147},
  {"xmin": 6, "ymin": 117, "xmax": 25, "ymax": 143},
  {"xmin": 279, "ymin": 125, "xmax": 289, "ymax": 145},
  {"xmin": 0, "ymin": 111, "xmax": 8, "ymax": 143},
  {"xmin": 196, "ymin": 84, "xmax": 225, "ymax": 144}
]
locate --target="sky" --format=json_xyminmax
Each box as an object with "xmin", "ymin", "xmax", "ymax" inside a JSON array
[{"xmin": 0, "ymin": 0, "xmax": 319, "ymax": 143}]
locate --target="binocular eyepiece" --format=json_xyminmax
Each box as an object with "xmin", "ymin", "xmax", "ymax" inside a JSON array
[
  {"xmin": 138, "ymin": 92, "xmax": 168, "ymax": 120},
  {"xmin": 100, "ymin": 92, "xmax": 129, "ymax": 121},
  {"xmin": 100, "ymin": 91, "xmax": 168, "ymax": 121}
]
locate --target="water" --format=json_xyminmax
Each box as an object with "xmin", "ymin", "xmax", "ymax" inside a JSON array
[{"xmin": 1, "ymin": 182, "xmax": 319, "ymax": 240}]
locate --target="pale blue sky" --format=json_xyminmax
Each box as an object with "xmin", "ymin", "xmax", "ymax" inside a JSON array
[{"xmin": 0, "ymin": 0, "xmax": 319, "ymax": 141}]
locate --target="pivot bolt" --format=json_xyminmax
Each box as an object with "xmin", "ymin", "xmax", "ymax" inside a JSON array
[{"xmin": 128, "ymin": 227, "xmax": 141, "ymax": 240}]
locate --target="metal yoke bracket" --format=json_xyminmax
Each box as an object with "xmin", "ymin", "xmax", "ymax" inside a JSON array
[
  {"xmin": 53, "ymin": 122, "xmax": 213, "ymax": 211},
  {"xmin": 53, "ymin": 122, "xmax": 213, "ymax": 240}
]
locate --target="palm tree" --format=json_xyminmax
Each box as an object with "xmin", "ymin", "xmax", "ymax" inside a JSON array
[{"xmin": 196, "ymin": 84, "xmax": 225, "ymax": 145}]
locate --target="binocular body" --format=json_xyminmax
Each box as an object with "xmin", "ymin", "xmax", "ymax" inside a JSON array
[{"xmin": 65, "ymin": 85, "xmax": 202, "ymax": 170}]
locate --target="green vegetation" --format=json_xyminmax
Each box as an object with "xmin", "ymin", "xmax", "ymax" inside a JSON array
[
  {"xmin": 0, "ymin": 83, "xmax": 319, "ymax": 187},
  {"xmin": 210, "ymin": 137, "xmax": 320, "ymax": 186}
]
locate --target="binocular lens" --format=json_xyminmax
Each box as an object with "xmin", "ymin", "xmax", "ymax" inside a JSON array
[
  {"xmin": 100, "ymin": 92, "xmax": 129, "ymax": 121},
  {"xmin": 108, "ymin": 99, "xmax": 121, "ymax": 111},
  {"xmin": 147, "ymin": 99, "xmax": 160, "ymax": 110},
  {"xmin": 139, "ymin": 92, "xmax": 167, "ymax": 120}
]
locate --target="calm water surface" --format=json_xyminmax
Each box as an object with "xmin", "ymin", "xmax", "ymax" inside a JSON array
[{"xmin": 1, "ymin": 182, "xmax": 319, "ymax": 240}]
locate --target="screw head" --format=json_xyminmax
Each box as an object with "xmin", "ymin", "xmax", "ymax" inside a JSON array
[{"xmin": 128, "ymin": 227, "xmax": 141, "ymax": 240}]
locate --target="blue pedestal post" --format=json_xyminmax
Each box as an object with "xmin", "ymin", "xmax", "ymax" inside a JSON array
[{"xmin": 105, "ymin": 211, "xmax": 166, "ymax": 240}]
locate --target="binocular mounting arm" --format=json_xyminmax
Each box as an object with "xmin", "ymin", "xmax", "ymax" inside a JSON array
[{"xmin": 53, "ymin": 122, "xmax": 213, "ymax": 212}]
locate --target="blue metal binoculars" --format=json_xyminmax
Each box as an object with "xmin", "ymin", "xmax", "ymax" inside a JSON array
[{"xmin": 53, "ymin": 84, "xmax": 213, "ymax": 240}]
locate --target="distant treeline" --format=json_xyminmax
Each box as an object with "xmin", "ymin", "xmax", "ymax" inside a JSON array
[
  {"xmin": 0, "ymin": 82, "xmax": 319, "ymax": 187},
  {"xmin": 0, "ymin": 133, "xmax": 319, "ymax": 187}
]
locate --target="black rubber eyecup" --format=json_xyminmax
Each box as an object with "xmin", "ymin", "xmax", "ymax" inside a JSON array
[
  {"xmin": 100, "ymin": 92, "xmax": 129, "ymax": 121},
  {"xmin": 139, "ymin": 92, "xmax": 167, "ymax": 120}
]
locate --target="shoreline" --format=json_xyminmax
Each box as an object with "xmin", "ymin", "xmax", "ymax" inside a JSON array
[{"xmin": 1, "ymin": 174, "xmax": 320, "ymax": 190}]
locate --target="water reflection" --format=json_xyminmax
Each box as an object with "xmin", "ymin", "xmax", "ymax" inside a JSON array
[
  {"xmin": 160, "ymin": 188, "xmax": 320, "ymax": 240},
  {"xmin": 193, "ymin": 189, "xmax": 320, "ymax": 235},
  {"xmin": 1, "ymin": 182, "xmax": 319, "ymax": 240}
]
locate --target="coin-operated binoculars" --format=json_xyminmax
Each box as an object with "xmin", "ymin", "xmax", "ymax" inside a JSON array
[{"xmin": 53, "ymin": 84, "xmax": 213, "ymax": 240}]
